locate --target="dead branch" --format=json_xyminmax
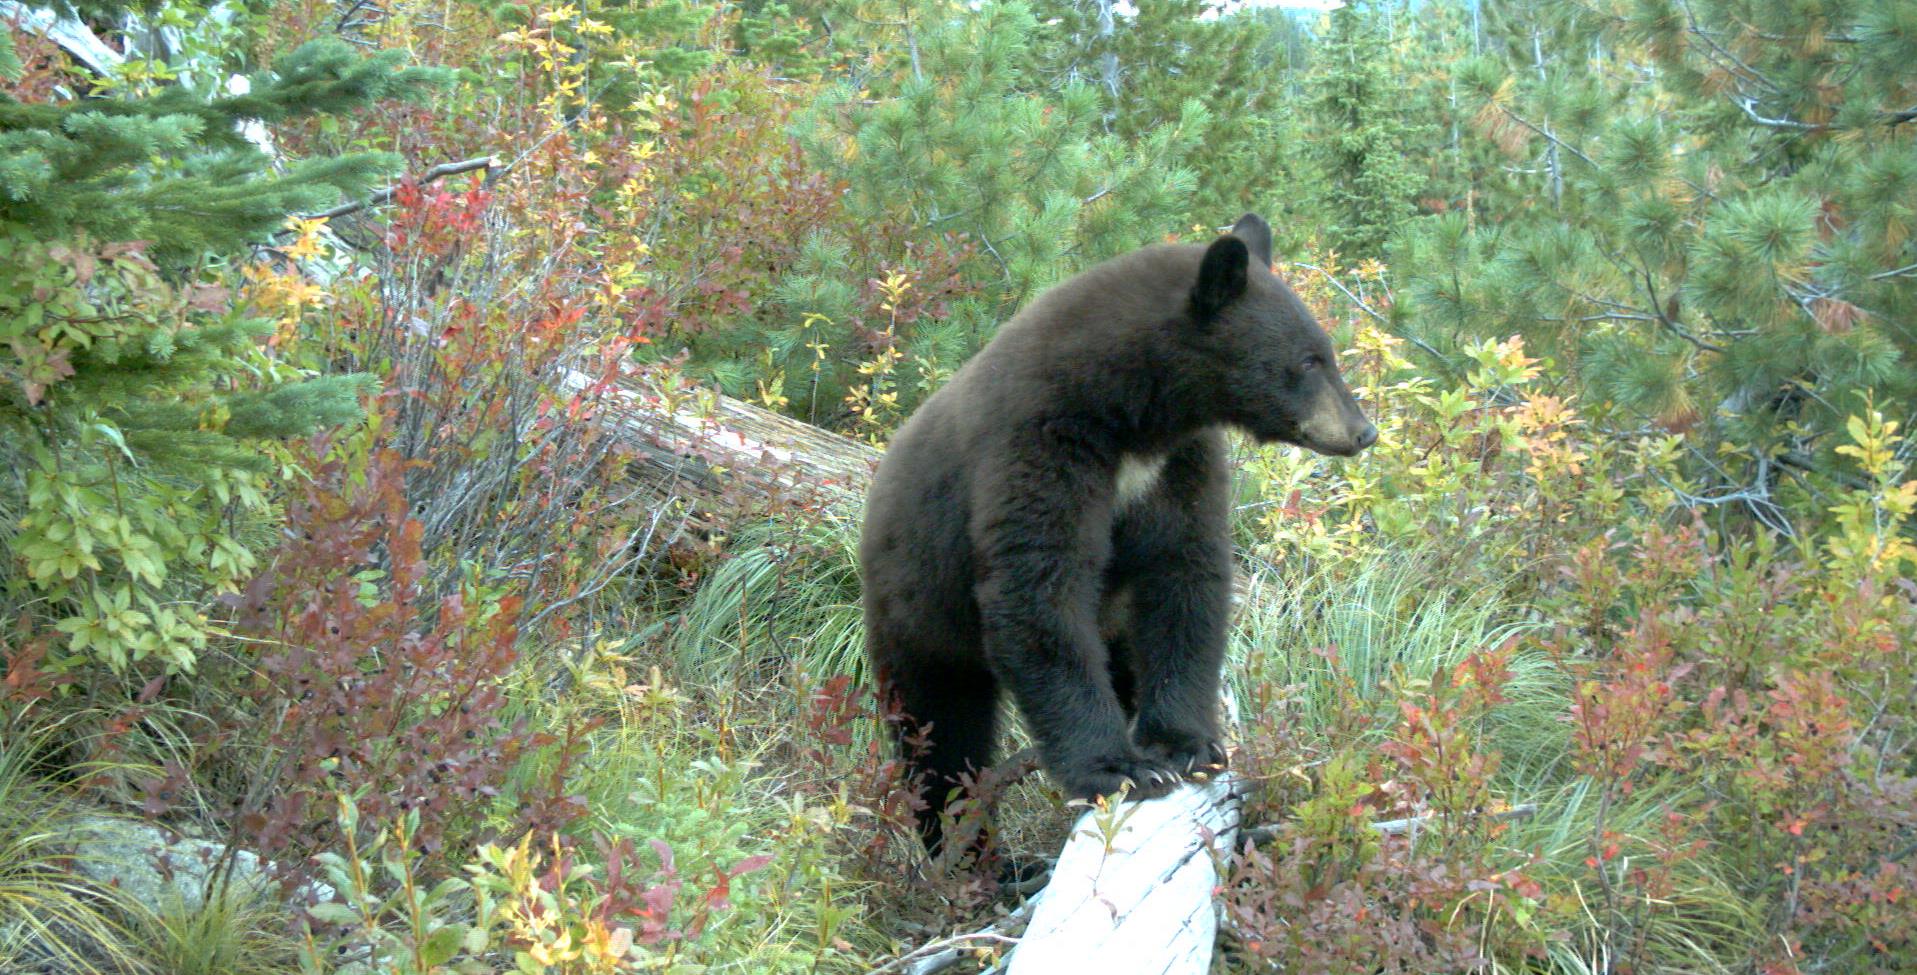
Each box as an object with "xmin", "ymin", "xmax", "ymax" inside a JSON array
[
  {"xmin": 1007, "ymin": 774, "xmax": 1248, "ymax": 975},
  {"xmin": 299, "ymin": 155, "xmax": 503, "ymax": 222}
]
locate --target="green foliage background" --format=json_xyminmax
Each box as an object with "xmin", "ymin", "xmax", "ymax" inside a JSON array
[{"xmin": 2, "ymin": 0, "xmax": 1914, "ymax": 971}]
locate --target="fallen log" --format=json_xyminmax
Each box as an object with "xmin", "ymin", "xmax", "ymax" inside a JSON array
[
  {"xmin": 1005, "ymin": 773, "xmax": 1248, "ymax": 975},
  {"xmin": 567, "ymin": 371, "xmax": 877, "ymax": 513}
]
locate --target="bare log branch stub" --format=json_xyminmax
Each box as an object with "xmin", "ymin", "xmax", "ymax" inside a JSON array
[{"xmin": 299, "ymin": 155, "xmax": 503, "ymax": 223}]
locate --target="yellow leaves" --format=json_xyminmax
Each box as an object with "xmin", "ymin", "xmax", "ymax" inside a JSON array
[
  {"xmin": 241, "ymin": 216, "xmax": 336, "ymax": 342},
  {"xmin": 1465, "ymin": 335, "xmax": 1542, "ymax": 389},
  {"xmin": 631, "ymin": 91, "xmax": 675, "ymax": 117},
  {"xmin": 1826, "ymin": 407, "xmax": 1917, "ymax": 577},
  {"xmin": 1833, "ymin": 410, "xmax": 1902, "ymax": 483},
  {"xmin": 757, "ymin": 351, "xmax": 790, "ymax": 410},
  {"xmin": 281, "ymin": 216, "xmax": 332, "ymax": 261},
  {"xmin": 240, "ymin": 262, "xmax": 329, "ymax": 343},
  {"xmin": 1491, "ymin": 335, "xmax": 1541, "ymax": 379},
  {"xmin": 875, "ymin": 271, "xmax": 912, "ymax": 313},
  {"xmin": 1350, "ymin": 321, "xmax": 1414, "ymax": 374},
  {"xmin": 1513, "ymin": 394, "xmax": 1587, "ymax": 481},
  {"xmin": 1513, "ymin": 393, "xmax": 1579, "ymax": 435},
  {"xmin": 846, "ymin": 343, "xmax": 905, "ymax": 446}
]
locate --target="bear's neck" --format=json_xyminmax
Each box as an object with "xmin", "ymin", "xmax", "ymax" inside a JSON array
[{"xmin": 1067, "ymin": 336, "xmax": 1220, "ymax": 454}]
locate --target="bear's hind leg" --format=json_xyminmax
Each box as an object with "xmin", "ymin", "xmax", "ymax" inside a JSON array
[{"xmin": 882, "ymin": 662, "xmax": 1001, "ymax": 858}]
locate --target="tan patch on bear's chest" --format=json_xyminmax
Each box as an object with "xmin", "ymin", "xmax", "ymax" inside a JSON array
[{"xmin": 1114, "ymin": 453, "xmax": 1168, "ymax": 512}]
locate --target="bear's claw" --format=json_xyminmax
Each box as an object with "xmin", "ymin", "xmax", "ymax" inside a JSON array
[
  {"xmin": 1063, "ymin": 752, "xmax": 1185, "ymax": 803},
  {"xmin": 1139, "ymin": 735, "xmax": 1230, "ymax": 777}
]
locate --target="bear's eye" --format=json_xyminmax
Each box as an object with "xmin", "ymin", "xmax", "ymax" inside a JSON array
[{"xmin": 1300, "ymin": 355, "xmax": 1324, "ymax": 372}]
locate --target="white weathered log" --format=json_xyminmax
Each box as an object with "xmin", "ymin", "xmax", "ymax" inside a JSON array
[
  {"xmin": 2, "ymin": 1, "xmax": 123, "ymax": 73},
  {"xmin": 1007, "ymin": 773, "xmax": 1247, "ymax": 975}
]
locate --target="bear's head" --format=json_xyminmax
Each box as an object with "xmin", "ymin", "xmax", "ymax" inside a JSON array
[{"xmin": 1186, "ymin": 213, "xmax": 1378, "ymax": 457}]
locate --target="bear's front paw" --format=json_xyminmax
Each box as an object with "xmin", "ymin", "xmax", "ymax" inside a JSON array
[
  {"xmin": 1057, "ymin": 752, "xmax": 1185, "ymax": 803},
  {"xmin": 1138, "ymin": 732, "xmax": 1229, "ymax": 776}
]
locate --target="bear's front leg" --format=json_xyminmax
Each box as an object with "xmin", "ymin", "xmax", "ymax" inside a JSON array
[
  {"xmin": 1117, "ymin": 442, "xmax": 1233, "ymax": 775},
  {"xmin": 977, "ymin": 586, "xmax": 1186, "ymax": 801},
  {"xmin": 1127, "ymin": 549, "xmax": 1231, "ymax": 774},
  {"xmin": 972, "ymin": 448, "xmax": 1184, "ymax": 803}
]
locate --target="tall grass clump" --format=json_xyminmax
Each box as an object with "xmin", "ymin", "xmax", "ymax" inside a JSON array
[
  {"xmin": 1231, "ymin": 546, "xmax": 1560, "ymax": 766},
  {"xmin": 0, "ymin": 722, "xmax": 148, "ymax": 975},
  {"xmin": 670, "ymin": 509, "xmax": 867, "ymax": 685},
  {"xmin": 132, "ymin": 887, "xmax": 299, "ymax": 975}
]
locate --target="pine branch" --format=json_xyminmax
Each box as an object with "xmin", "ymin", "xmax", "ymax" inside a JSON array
[
  {"xmin": 1491, "ymin": 104, "xmax": 1599, "ymax": 169},
  {"xmin": 1639, "ymin": 272, "xmax": 1725, "ymax": 353},
  {"xmin": 1673, "ymin": 0, "xmax": 1780, "ymax": 94}
]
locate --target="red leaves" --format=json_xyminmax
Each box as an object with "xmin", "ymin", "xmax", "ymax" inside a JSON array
[
  {"xmin": 385, "ymin": 177, "xmax": 493, "ymax": 257},
  {"xmin": 233, "ymin": 442, "xmax": 555, "ymax": 880},
  {"xmin": 576, "ymin": 835, "xmax": 772, "ymax": 948}
]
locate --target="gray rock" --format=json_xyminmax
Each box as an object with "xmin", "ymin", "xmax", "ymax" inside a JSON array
[{"xmin": 69, "ymin": 816, "xmax": 335, "ymax": 911}]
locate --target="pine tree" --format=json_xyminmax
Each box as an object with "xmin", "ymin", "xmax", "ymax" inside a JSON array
[
  {"xmin": 690, "ymin": 0, "xmax": 1204, "ymax": 426},
  {"xmin": 1, "ymin": 19, "xmax": 438, "ymax": 673},
  {"xmin": 1309, "ymin": 0, "xmax": 1425, "ymax": 259},
  {"xmin": 1391, "ymin": 0, "xmax": 1916, "ymax": 513},
  {"xmin": 1026, "ymin": 0, "xmax": 1298, "ymax": 230},
  {"xmin": 817, "ymin": 1, "xmax": 1203, "ymax": 296}
]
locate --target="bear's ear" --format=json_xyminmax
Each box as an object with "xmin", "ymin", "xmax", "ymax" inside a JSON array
[
  {"xmin": 1231, "ymin": 213, "xmax": 1274, "ymax": 268},
  {"xmin": 1193, "ymin": 234, "xmax": 1251, "ymax": 319}
]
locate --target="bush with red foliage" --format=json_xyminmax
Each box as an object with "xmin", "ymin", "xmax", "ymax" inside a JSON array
[{"xmin": 227, "ymin": 443, "xmax": 564, "ymax": 879}]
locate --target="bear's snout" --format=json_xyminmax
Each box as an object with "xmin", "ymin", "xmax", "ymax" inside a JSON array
[
  {"xmin": 1353, "ymin": 422, "xmax": 1379, "ymax": 451},
  {"xmin": 1295, "ymin": 385, "xmax": 1378, "ymax": 457}
]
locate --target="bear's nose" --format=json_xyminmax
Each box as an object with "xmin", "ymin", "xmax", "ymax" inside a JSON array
[{"xmin": 1354, "ymin": 423, "xmax": 1378, "ymax": 450}]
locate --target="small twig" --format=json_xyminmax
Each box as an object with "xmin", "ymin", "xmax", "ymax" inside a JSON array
[
  {"xmin": 299, "ymin": 155, "xmax": 502, "ymax": 222},
  {"xmin": 1290, "ymin": 262, "xmax": 1458, "ymax": 374},
  {"xmin": 1492, "ymin": 104, "xmax": 1600, "ymax": 168},
  {"xmin": 1733, "ymin": 95, "xmax": 1820, "ymax": 132},
  {"xmin": 866, "ymin": 900, "xmax": 1037, "ymax": 975},
  {"xmin": 1291, "ymin": 263, "xmax": 1387, "ymax": 324},
  {"xmin": 1371, "ymin": 802, "xmax": 1538, "ymax": 835}
]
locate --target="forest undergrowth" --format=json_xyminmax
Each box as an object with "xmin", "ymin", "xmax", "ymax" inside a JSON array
[{"xmin": 3, "ymin": 0, "xmax": 1914, "ymax": 971}]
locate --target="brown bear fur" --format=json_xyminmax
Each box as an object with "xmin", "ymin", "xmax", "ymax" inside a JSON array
[{"xmin": 859, "ymin": 214, "xmax": 1376, "ymax": 854}]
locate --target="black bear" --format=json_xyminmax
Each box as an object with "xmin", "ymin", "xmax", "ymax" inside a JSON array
[{"xmin": 859, "ymin": 214, "xmax": 1377, "ymax": 854}]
